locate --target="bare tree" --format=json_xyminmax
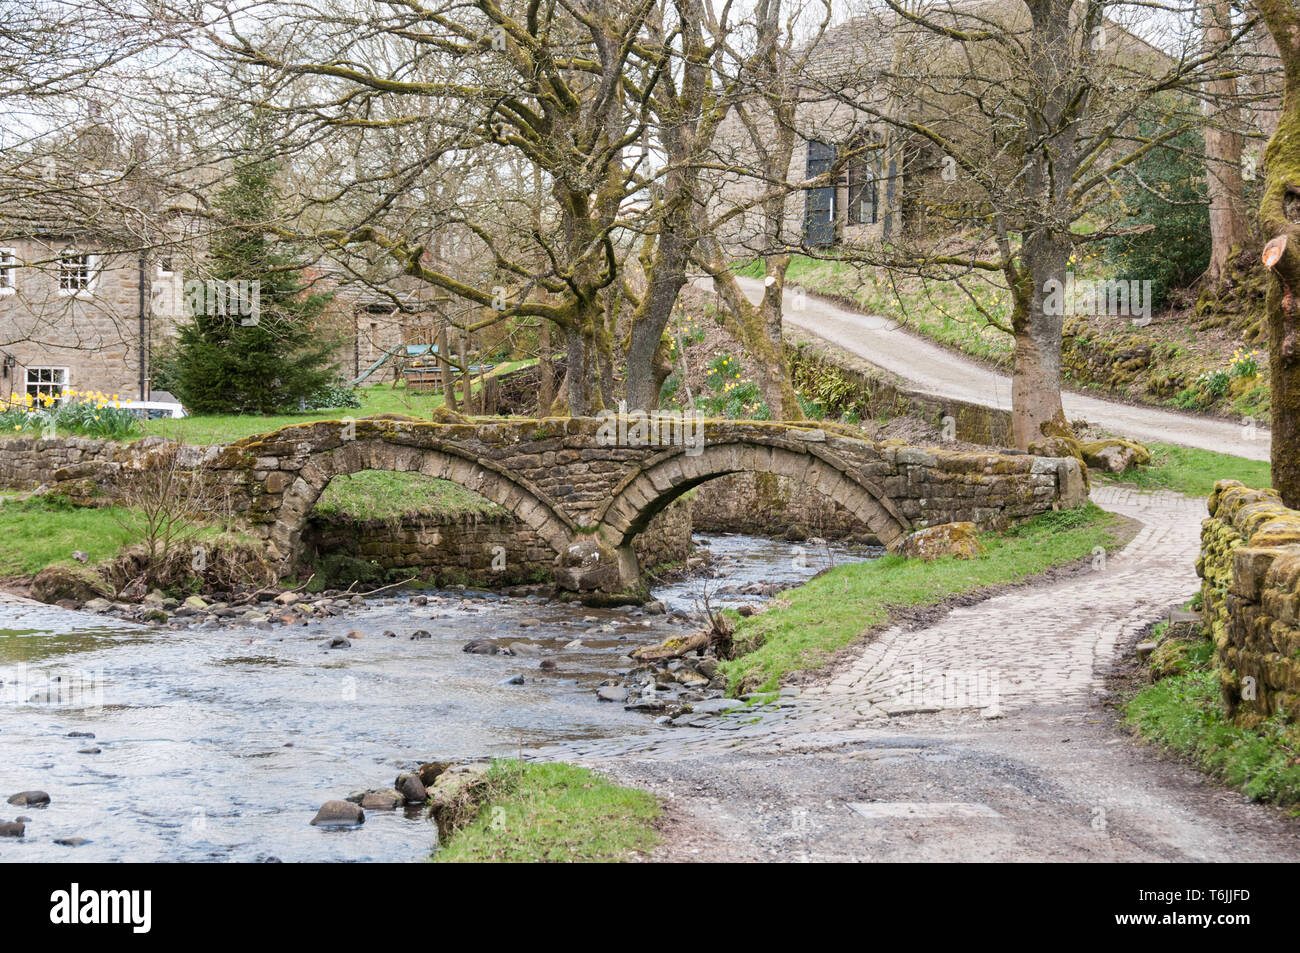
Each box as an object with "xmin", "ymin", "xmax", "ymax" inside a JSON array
[{"xmin": 803, "ymin": 0, "xmax": 1257, "ymax": 449}]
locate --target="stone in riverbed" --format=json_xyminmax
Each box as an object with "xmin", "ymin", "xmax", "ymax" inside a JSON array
[
  {"xmin": 30, "ymin": 565, "xmax": 113, "ymax": 605},
  {"xmin": 462, "ymin": 639, "xmax": 499, "ymax": 655},
  {"xmin": 7, "ymin": 791, "xmax": 49, "ymax": 808},
  {"xmin": 418, "ymin": 762, "xmax": 451, "ymax": 786},
  {"xmin": 597, "ymin": 685, "xmax": 629, "ymax": 703},
  {"xmin": 311, "ymin": 800, "xmax": 365, "ymax": 827},
  {"xmin": 409, "ymin": 629, "xmax": 432, "ymax": 640},
  {"xmin": 77, "ymin": 747, "xmax": 102, "ymax": 755},
  {"xmin": 689, "ymin": 698, "xmax": 743, "ymax": 715},
  {"xmin": 327, "ymin": 636, "xmax": 351, "ymax": 649},
  {"xmin": 54, "ymin": 837, "xmax": 90, "ymax": 847},
  {"xmin": 395, "ymin": 772, "xmax": 428, "ymax": 804},
  {"xmin": 0, "ymin": 820, "xmax": 24, "ymax": 837},
  {"xmin": 359, "ymin": 789, "xmax": 403, "ymax": 810},
  {"xmin": 498, "ymin": 674, "xmax": 525, "ymax": 686}
]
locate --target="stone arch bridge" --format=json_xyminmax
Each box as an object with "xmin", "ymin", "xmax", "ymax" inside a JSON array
[{"xmin": 208, "ymin": 416, "xmax": 1086, "ymax": 600}]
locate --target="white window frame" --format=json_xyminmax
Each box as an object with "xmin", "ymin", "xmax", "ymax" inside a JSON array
[
  {"xmin": 25, "ymin": 366, "xmax": 69, "ymax": 403},
  {"xmin": 57, "ymin": 251, "xmax": 98, "ymax": 295},
  {"xmin": 0, "ymin": 248, "xmax": 15, "ymax": 295}
]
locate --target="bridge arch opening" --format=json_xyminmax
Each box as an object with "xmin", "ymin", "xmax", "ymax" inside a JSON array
[
  {"xmin": 595, "ymin": 442, "xmax": 911, "ymax": 579},
  {"xmin": 260, "ymin": 439, "xmax": 576, "ymax": 572},
  {"xmin": 302, "ymin": 471, "xmax": 566, "ymax": 588}
]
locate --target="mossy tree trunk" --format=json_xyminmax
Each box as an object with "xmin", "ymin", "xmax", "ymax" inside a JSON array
[{"xmin": 1257, "ymin": 0, "xmax": 1300, "ymax": 506}]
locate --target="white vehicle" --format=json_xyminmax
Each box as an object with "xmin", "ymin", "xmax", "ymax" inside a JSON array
[{"xmin": 122, "ymin": 400, "xmax": 188, "ymax": 420}]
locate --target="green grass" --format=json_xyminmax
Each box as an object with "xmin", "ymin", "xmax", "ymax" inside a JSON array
[
  {"xmin": 0, "ymin": 495, "xmax": 239, "ymax": 577},
  {"xmin": 1126, "ymin": 643, "xmax": 1300, "ymax": 807},
  {"xmin": 134, "ymin": 361, "xmax": 539, "ymax": 446},
  {"xmin": 313, "ymin": 471, "xmax": 505, "ymax": 522},
  {"xmin": 137, "ymin": 383, "xmax": 448, "ymax": 445},
  {"xmin": 1098, "ymin": 443, "xmax": 1271, "ymax": 498},
  {"xmin": 433, "ymin": 761, "xmax": 661, "ymax": 863},
  {"xmin": 0, "ymin": 497, "xmax": 141, "ymax": 576},
  {"xmin": 720, "ymin": 504, "xmax": 1128, "ymax": 694}
]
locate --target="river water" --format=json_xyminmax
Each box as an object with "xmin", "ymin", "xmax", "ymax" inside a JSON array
[{"xmin": 0, "ymin": 533, "xmax": 876, "ymax": 862}]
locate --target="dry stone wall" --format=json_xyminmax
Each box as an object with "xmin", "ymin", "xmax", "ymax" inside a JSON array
[{"xmin": 1199, "ymin": 480, "xmax": 1300, "ymax": 725}]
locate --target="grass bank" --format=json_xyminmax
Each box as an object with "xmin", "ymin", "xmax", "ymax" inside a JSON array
[
  {"xmin": 139, "ymin": 382, "xmax": 447, "ymax": 445},
  {"xmin": 0, "ymin": 496, "xmax": 140, "ymax": 576},
  {"xmin": 1097, "ymin": 443, "xmax": 1271, "ymax": 498},
  {"xmin": 1124, "ymin": 618, "xmax": 1300, "ymax": 808},
  {"xmin": 432, "ymin": 761, "xmax": 660, "ymax": 863},
  {"xmin": 721, "ymin": 504, "xmax": 1129, "ymax": 694},
  {"xmin": 313, "ymin": 471, "xmax": 505, "ymax": 522}
]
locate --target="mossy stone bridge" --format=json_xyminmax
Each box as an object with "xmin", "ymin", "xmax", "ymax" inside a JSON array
[{"xmin": 208, "ymin": 416, "xmax": 1087, "ymax": 601}]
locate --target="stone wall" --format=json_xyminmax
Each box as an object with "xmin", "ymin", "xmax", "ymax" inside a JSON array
[
  {"xmin": 1198, "ymin": 480, "xmax": 1300, "ymax": 725},
  {"xmin": 0, "ymin": 434, "xmax": 214, "ymax": 490},
  {"xmin": 303, "ymin": 495, "xmax": 691, "ymax": 588},
  {"xmin": 0, "ymin": 433, "xmax": 134, "ymax": 487},
  {"xmin": 788, "ymin": 338, "xmax": 1015, "ymax": 448}
]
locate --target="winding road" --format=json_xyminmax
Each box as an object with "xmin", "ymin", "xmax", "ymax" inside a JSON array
[{"xmin": 730, "ymin": 274, "xmax": 1271, "ymax": 461}]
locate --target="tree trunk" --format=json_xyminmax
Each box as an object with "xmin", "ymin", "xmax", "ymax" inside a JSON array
[
  {"xmin": 563, "ymin": 325, "xmax": 592, "ymax": 416},
  {"xmin": 1257, "ymin": 0, "xmax": 1300, "ymax": 506},
  {"xmin": 1010, "ymin": 235, "xmax": 1070, "ymax": 450},
  {"xmin": 697, "ymin": 238, "xmax": 803, "ymax": 420},
  {"xmin": 1204, "ymin": 0, "xmax": 1251, "ymax": 283},
  {"xmin": 438, "ymin": 324, "xmax": 457, "ymax": 413},
  {"xmin": 460, "ymin": 329, "xmax": 472, "ymax": 416},
  {"xmin": 538, "ymin": 319, "xmax": 554, "ymax": 414},
  {"xmin": 625, "ymin": 227, "xmax": 688, "ymax": 411}
]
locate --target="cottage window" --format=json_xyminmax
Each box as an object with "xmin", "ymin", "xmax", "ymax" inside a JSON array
[
  {"xmin": 58, "ymin": 252, "xmax": 97, "ymax": 293},
  {"xmin": 0, "ymin": 249, "xmax": 15, "ymax": 293},
  {"xmin": 846, "ymin": 145, "xmax": 878, "ymax": 226},
  {"xmin": 25, "ymin": 366, "xmax": 69, "ymax": 403}
]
